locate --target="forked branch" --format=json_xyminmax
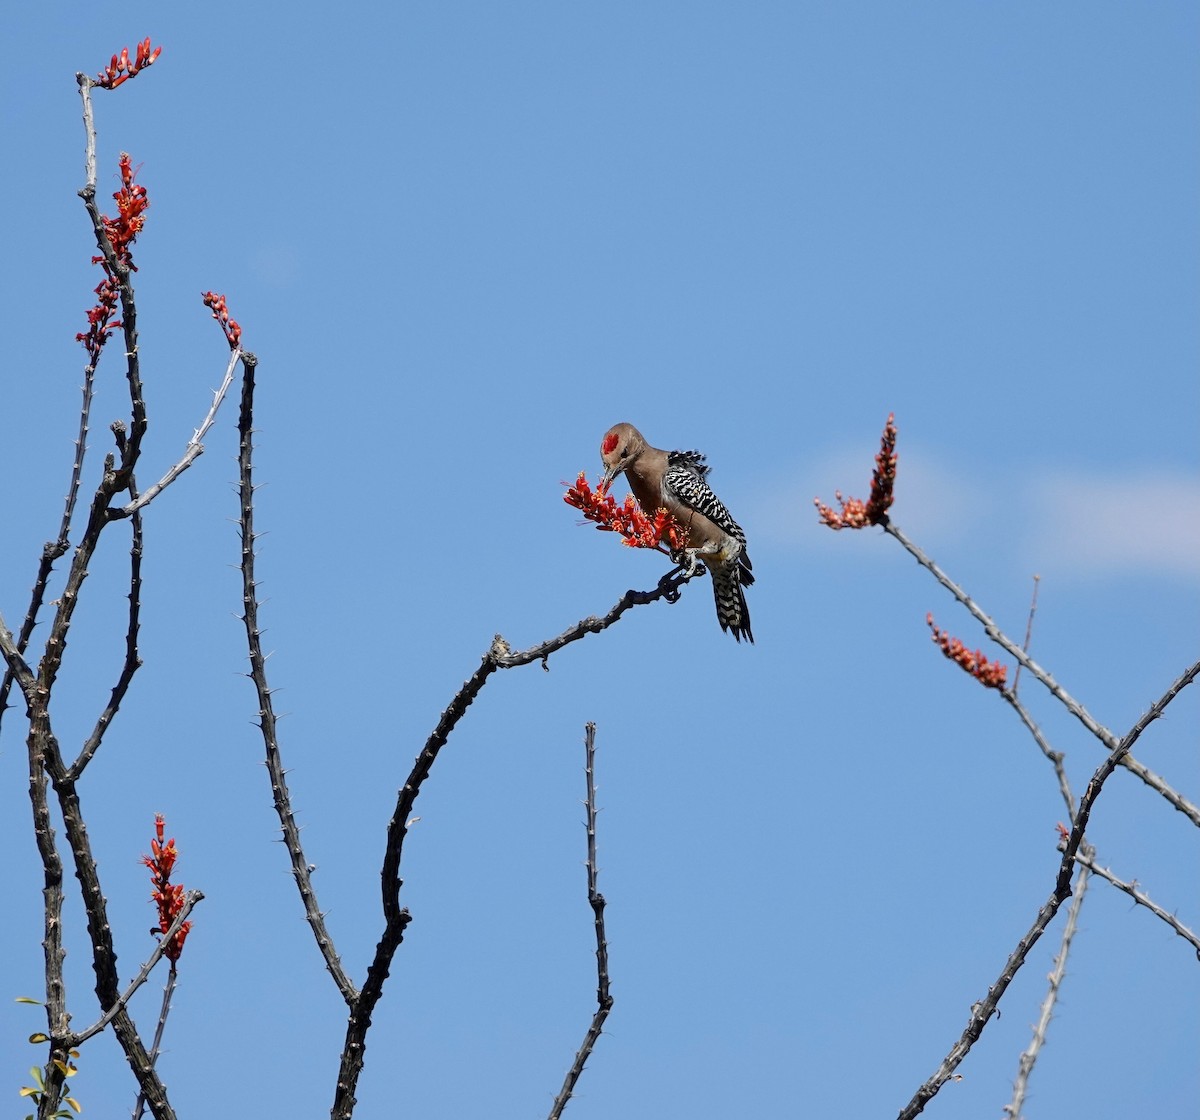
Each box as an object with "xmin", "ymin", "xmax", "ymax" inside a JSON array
[{"xmin": 897, "ymin": 660, "xmax": 1200, "ymax": 1119}]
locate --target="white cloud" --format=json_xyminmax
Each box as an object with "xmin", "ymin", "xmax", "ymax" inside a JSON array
[{"xmin": 1024, "ymin": 470, "xmax": 1200, "ymax": 580}]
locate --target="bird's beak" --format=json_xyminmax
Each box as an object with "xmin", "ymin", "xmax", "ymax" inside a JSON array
[{"xmin": 600, "ymin": 464, "xmax": 620, "ymax": 493}]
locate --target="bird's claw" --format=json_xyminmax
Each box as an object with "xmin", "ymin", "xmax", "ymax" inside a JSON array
[{"xmin": 669, "ymin": 549, "xmax": 705, "ymax": 578}]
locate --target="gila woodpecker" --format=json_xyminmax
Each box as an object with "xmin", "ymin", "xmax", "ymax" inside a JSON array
[{"xmin": 600, "ymin": 422, "xmax": 754, "ymax": 643}]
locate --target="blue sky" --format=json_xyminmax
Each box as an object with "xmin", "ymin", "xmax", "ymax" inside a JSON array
[{"xmin": 2, "ymin": 4, "xmax": 1197, "ymax": 1117}]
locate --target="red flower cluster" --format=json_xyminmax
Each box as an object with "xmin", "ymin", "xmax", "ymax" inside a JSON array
[
  {"xmin": 76, "ymin": 153, "xmax": 150, "ymax": 360},
  {"xmin": 76, "ymin": 277, "xmax": 121, "ymax": 362},
  {"xmin": 94, "ymin": 38, "xmax": 162, "ymax": 90},
  {"xmin": 564, "ymin": 472, "xmax": 688, "ymax": 554},
  {"xmin": 101, "ymin": 153, "xmax": 150, "ymax": 258},
  {"xmin": 201, "ymin": 291, "xmax": 242, "ymax": 348},
  {"xmin": 815, "ymin": 413, "xmax": 898, "ymax": 529},
  {"xmin": 926, "ymin": 614, "xmax": 1008, "ymax": 690},
  {"xmin": 143, "ymin": 814, "xmax": 192, "ymax": 962}
]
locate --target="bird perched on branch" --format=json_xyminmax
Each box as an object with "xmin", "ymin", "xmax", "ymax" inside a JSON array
[{"xmin": 600, "ymin": 422, "xmax": 754, "ymax": 643}]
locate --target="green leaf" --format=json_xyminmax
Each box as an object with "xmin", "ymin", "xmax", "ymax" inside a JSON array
[
  {"xmin": 28, "ymin": 1032, "xmax": 49, "ymax": 1044},
  {"xmin": 15, "ymin": 997, "xmax": 44, "ymax": 1005}
]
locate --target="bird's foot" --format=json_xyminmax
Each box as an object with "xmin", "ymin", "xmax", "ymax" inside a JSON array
[{"xmin": 668, "ymin": 550, "xmax": 706, "ymax": 580}]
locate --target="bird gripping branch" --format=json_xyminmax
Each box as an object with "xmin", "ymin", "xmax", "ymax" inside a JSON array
[{"xmin": 600, "ymin": 422, "xmax": 754, "ymax": 643}]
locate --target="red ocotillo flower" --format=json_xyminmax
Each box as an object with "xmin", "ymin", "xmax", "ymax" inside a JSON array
[
  {"xmin": 201, "ymin": 291, "xmax": 243, "ymax": 348},
  {"xmin": 815, "ymin": 413, "xmax": 898, "ymax": 529},
  {"xmin": 564, "ymin": 472, "xmax": 689, "ymax": 556},
  {"xmin": 76, "ymin": 153, "xmax": 150, "ymax": 359},
  {"xmin": 927, "ymin": 614, "xmax": 1009, "ymax": 691},
  {"xmin": 76, "ymin": 275, "xmax": 121, "ymax": 362},
  {"xmin": 94, "ymin": 38, "xmax": 163, "ymax": 90},
  {"xmin": 143, "ymin": 814, "xmax": 192, "ymax": 962},
  {"xmin": 101, "ymin": 153, "xmax": 150, "ymax": 261}
]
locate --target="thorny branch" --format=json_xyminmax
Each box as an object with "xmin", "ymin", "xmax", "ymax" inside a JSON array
[
  {"xmin": 1069, "ymin": 848, "xmax": 1200, "ymax": 956},
  {"xmin": 888, "ymin": 521, "xmax": 1198, "ymax": 823},
  {"xmin": 897, "ymin": 659, "xmax": 1200, "ymax": 1119},
  {"xmin": 234, "ymin": 343, "xmax": 356, "ymax": 1002},
  {"xmin": 75, "ymin": 147, "xmax": 148, "ymax": 482},
  {"xmin": 132, "ymin": 960, "xmax": 179, "ymax": 1120},
  {"xmin": 332, "ymin": 568, "xmax": 695, "ymax": 1118},
  {"xmin": 30, "ymin": 725, "xmax": 177, "ymax": 1119},
  {"xmin": 1112, "ymin": 750, "xmax": 1200, "ymax": 828},
  {"xmin": 820, "ymin": 417, "xmax": 1198, "ymax": 1118},
  {"xmin": 1, "ymin": 45, "xmax": 235, "ymax": 1120},
  {"xmin": 0, "ymin": 77, "xmax": 127, "ymax": 732},
  {"xmin": 549, "ymin": 722, "xmax": 614, "ymax": 1119},
  {"xmin": 5, "ymin": 65, "xmax": 174, "ymax": 1120},
  {"xmin": 1003, "ymin": 861, "xmax": 1091, "ymax": 1120},
  {"xmin": 0, "ymin": 357, "xmax": 99, "ymax": 734},
  {"xmin": 71, "ymin": 427, "xmax": 144, "ymax": 778},
  {"xmin": 1001, "ymin": 626, "xmax": 1083, "ymax": 1112},
  {"xmin": 233, "ymin": 337, "xmax": 699, "ymax": 1117}
]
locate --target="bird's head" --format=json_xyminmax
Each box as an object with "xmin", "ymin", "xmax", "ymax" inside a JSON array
[{"xmin": 600, "ymin": 422, "xmax": 645, "ymax": 490}]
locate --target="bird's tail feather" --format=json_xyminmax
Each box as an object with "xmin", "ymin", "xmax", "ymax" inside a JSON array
[{"xmin": 713, "ymin": 565, "xmax": 753, "ymax": 643}]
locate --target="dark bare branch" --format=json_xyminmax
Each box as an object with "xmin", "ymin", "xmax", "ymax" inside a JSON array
[
  {"xmin": 132, "ymin": 962, "xmax": 180, "ymax": 1120},
  {"xmin": 1004, "ymin": 863, "xmax": 1090, "ymax": 1119},
  {"xmin": 71, "ymin": 438, "xmax": 144, "ymax": 778},
  {"xmin": 898, "ymin": 659, "xmax": 1200, "ymax": 1119},
  {"xmin": 234, "ymin": 349, "xmax": 357, "ymax": 1002},
  {"xmin": 549, "ymin": 722, "xmax": 614, "ymax": 1119},
  {"xmin": 330, "ymin": 577, "xmax": 696, "ymax": 1118}
]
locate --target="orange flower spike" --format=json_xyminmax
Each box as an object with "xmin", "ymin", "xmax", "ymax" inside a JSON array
[
  {"xmin": 201, "ymin": 291, "xmax": 244, "ymax": 350},
  {"xmin": 864, "ymin": 413, "xmax": 898, "ymax": 523},
  {"xmin": 143, "ymin": 813, "xmax": 192, "ymax": 962},
  {"xmin": 926, "ymin": 614, "xmax": 1008, "ymax": 691},
  {"xmin": 815, "ymin": 414, "xmax": 898, "ymax": 530}
]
